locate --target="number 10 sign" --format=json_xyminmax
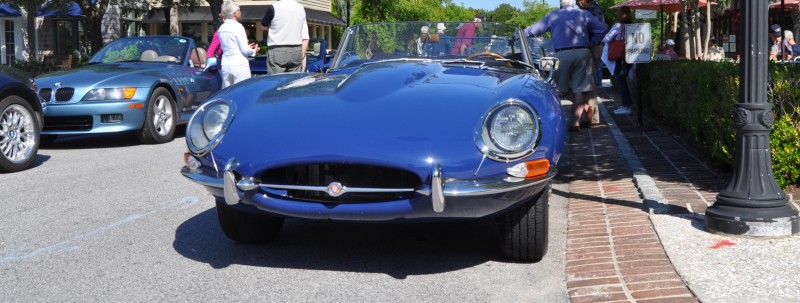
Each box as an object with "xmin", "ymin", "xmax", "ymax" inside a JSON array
[{"xmin": 625, "ymin": 23, "xmax": 652, "ymax": 64}]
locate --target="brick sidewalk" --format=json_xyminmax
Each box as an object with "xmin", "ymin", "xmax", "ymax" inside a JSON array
[{"xmin": 561, "ymin": 84, "xmax": 710, "ymax": 302}]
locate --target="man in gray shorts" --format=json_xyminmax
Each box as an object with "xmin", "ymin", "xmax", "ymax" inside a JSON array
[
  {"xmin": 261, "ymin": 0, "xmax": 309, "ymax": 74},
  {"xmin": 522, "ymin": 0, "xmax": 605, "ymax": 131}
]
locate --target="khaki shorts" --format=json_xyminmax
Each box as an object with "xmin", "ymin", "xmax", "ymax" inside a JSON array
[{"xmin": 553, "ymin": 48, "xmax": 595, "ymax": 95}]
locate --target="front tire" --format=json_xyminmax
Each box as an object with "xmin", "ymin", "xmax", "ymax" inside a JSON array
[
  {"xmin": 499, "ymin": 183, "xmax": 550, "ymax": 262},
  {"xmin": 137, "ymin": 87, "xmax": 176, "ymax": 144},
  {"xmin": 0, "ymin": 96, "xmax": 39, "ymax": 173},
  {"xmin": 215, "ymin": 198, "xmax": 284, "ymax": 243}
]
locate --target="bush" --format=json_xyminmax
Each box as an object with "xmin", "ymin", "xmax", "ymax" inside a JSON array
[{"xmin": 638, "ymin": 61, "xmax": 800, "ymax": 189}]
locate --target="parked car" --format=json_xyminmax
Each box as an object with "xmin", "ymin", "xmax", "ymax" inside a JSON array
[
  {"xmin": 181, "ymin": 22, "xmax": 565, "ymax": 262},
  {"xmin": 0, "ymin": 66, "xmax": 44, "ymax": 172},
  {"xmin": 35, "ymin": 36, "xmax": 222, "ymax": 144},
  {"xmin": 249, "ymin": 38, "xmax": 335, "ymax": 74}
]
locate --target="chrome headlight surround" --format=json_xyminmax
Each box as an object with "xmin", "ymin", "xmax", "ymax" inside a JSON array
[
  {"xmin": 186, "ymin": 98, "xmax": 236, "ymax": 156},
  {"xmin": 81, "ymin": 87, "xmax": 137, "ymax": 101},
  {"xmin": 475, "ymin": 99, "xmax": 541, "ymax": 162}
]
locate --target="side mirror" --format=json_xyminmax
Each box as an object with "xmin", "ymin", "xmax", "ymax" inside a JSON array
[
  {"xmin": 202, "ymin": 57, "xmax": 220, "ymax": 73},
  {"xmin": 539, "ymin": 56, "xmax": 559, "ymax": 72},
  {"xmin": 537, "ymin": 56, "xmax": 559, "ymax": 84}
]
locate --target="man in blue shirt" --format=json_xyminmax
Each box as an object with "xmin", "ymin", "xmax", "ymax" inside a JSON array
[{"xmin": 523, "ymin": 0, "xmax": 605, "ymax": 131}]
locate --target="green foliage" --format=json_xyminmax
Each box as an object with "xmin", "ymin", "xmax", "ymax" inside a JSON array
[
  {"xmin": 486, "ymin": 3, "xmax": 520, "ymax": 23},
  {"xmin": 506, "ymin": 1, "xmax": 555, "ymax": 28},
  {"xmin": 12, "ymin": 59, "xmax": 58, "ymax": 78},
  {"xmin": 102, "ymin": 44, "xmax": 140, "ymax": 63},
  {"xmin": 638, "ymin": 61, "xmax": 800, "ymax": 189},
  {"xmin": 770, "ymin": 113, "xmax": 800, "ymax": 188}
]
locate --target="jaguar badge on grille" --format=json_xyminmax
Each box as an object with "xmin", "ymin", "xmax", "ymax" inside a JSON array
[{"xmin": 326, "ymin": 182, "xmax": 344, "ymax": 197}]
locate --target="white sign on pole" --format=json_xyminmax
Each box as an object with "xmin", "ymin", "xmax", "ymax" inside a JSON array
[
  {"xmin": 625, "ymin": 23, "xmax": 652, "ymax": 64},
  {"xmin": 635, "ymin": 9, "xmax": 657, "ymax": 19}
]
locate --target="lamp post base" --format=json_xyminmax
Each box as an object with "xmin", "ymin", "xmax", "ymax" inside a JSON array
[{"xmin": 705, "ymin": 204, "xmax": 799, "ymax": 237}]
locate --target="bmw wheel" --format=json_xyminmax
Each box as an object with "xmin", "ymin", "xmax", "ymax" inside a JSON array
[
  {"xmin": 0, "ymin": 96, "xmax": 39, "ymax": 173},
  {"xmin": 499, "ymin": 183, "xmax": 550, "ymax": 262},
  {"xmin": 137, "ymin": 87, "xmax": 176, "ymax": 144},
  {"xmin": 215, "ymin": 198, "xmax": 284, "ymax": 243}
]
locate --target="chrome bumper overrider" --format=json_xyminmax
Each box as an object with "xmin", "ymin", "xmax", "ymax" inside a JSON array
[{"xmin": 181, "ymin": 158, "xmax": 556, "ymax": 213}]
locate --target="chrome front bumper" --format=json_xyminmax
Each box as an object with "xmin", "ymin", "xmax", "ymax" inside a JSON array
[{"xmin": 181, "ymin": 158, "xmax": 556, "ymax": 213}]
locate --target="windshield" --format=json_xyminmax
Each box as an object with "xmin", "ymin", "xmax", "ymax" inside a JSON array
[
  {"xmin": 331, "ymin": 22, "xmax": 531, "ymax": 70},
  {"xmin": 89, "ymin": 36, "xmax": 190, "ymax": 64}
]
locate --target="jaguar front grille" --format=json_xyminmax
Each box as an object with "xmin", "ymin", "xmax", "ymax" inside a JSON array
[{"xmin": 260, "ymin": 163, "xmax": 423, "ymax": 203}]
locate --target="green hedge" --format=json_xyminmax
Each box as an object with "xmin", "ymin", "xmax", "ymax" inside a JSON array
[{"xmin": 637, "ymin": 61, "xmax": 800, "ymax": 189}]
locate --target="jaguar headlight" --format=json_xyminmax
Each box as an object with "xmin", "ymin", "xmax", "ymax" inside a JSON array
[
  {"xmin": 82, "ymin": 87, "xmax": 137, "ymax": 101},
  {"xmin": 186, "ymin": 99, "xmax": 235, "ymax": 155},
  {"xmin": 477, "ymin": 100, "xmax": 540, "ymax": 161}
]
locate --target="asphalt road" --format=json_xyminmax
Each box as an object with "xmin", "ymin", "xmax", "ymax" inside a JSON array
[{"xmin": 0, "ymin": 130, "xmax": 570, "ymax": 302}]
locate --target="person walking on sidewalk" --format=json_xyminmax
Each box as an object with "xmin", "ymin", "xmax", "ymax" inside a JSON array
[
  {"xmin": 603, "ymin": 7, "xmax": 634, "ymax": 115},
  {"xmin": 578, "ymin": 0, "xmax": 606, "ymax": 127},
  {"xmin": 522, "ymin": 0, "xmax": 606, "ymax": 132}
]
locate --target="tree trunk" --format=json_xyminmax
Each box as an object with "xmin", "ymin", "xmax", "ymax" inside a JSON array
[
  {"xmin": 704, "ymin": 2, "xmax": 711, "ymax": 58},
  {"xmin": 207, "ymin": 0, "xmax": 223, "ymax": 31},
  {"xmin": 170, "ymin": 6, "xmax": 179, "ymax": 36},
  {"xmin": 681, "ymin": 4, "xmax": 690, "ymax": 59},
  {"xmin": 24, "ymin": 5, "xmax": 37, "ymax": 60}
]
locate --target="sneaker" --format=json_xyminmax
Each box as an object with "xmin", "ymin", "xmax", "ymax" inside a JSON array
[{"xmin": 614, "ymin": 107, "xmax": 632, "ymax": 115}]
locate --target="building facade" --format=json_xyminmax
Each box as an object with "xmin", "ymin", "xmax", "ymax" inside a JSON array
[
  {"xmin": 0, "ymin": 0, "xmax": 343, "ymax": 65},
  {"xmin": 141, "ymin": 0, "xmax": 345, "ymax": 47}
]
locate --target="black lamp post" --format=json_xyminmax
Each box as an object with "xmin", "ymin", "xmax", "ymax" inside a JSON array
[{"xmin": 705, "ymin": 0, "xmax": 799, "ymax": 236}]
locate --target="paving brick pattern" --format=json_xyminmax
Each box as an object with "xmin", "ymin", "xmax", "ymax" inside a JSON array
[
  {"xmin": 596, "ymin": 88, "xmax": 728, "ymax": 215},
  {"xmin": 564, "ymin": 122, "xmax": 696, "ymax": 302},
  {"xmin": 563, "ymin": 84, "xmax": 798, "ymax": 302}
]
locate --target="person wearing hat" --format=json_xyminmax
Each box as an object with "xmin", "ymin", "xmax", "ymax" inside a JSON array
[
  {"xmin": 784, "ymin": 30, "xmax": 799, "ymax": 60},
  {"xmin": 431, "ymin": 23, "xmax": 451, "ymax": 56},
  {"xmin": 452, "ymin": 14, "xmax": 485, "ymax": 55},
  {"xmin": 769, "ymin": 24, "xmax": 784, "ymax": 61},
  {"xmin": 664, "ymin": 39, "xmax": 678, "ymax": 60}
]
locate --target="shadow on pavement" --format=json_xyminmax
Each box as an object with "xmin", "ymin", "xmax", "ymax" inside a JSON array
[
  {"xmin": 39, "ymin": 126, "xmax": 186, "ymax": 150},
  {"xmin": 172, "ymin": 208, "xmax": 505, "ymax": 278}
]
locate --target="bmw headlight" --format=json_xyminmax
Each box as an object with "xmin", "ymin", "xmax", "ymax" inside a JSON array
[
  {"xmin": 82, "ymin": 87, "xmax": 137, "ymax": 101},
  {"xmin": 477, "ymin": 100, "xmax": 540, "ymax": 161},
  {"xmin": 187, "ymin": 99, "xmax": 235, "ymax": 155}
]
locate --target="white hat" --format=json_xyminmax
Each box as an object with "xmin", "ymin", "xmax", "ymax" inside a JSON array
[
  {"xmin": 665, "ymin": 39, "xmax": 675, "ymax": 46},
  {"xmin": 436, "ymin": 23, "xmax": 446, "ymax": 31}
]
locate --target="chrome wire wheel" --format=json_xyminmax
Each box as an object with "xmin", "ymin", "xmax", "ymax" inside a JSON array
[
  {"xmin": 152, "ymin": 95, "xmax": 174, "ymax": 136},
  {"xmin": 0, "ymin": 103, "xmax": 36, "ymax": 164}
]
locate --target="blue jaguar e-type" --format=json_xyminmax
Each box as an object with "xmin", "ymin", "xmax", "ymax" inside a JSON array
[
  {"xmin": 35, "ymin": 36, "xmax": 221, "ymax": 144},
  {"xmin": 181, "ymin": 22, "xmax": 565, "ymax": 262}
]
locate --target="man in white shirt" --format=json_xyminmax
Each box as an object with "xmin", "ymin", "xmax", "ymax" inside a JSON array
[
  {"xmin": 261, "ymin": 0, "xmax": 310, "ymax": 74},
  {"xmin": 218, "ymin": 0, "xmax": 258, "ymax": 88}
]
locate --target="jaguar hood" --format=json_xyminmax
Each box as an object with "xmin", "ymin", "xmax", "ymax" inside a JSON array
[{"xmin": 212, "ymin": 62, "xmax": 560, "ymax": 178}]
